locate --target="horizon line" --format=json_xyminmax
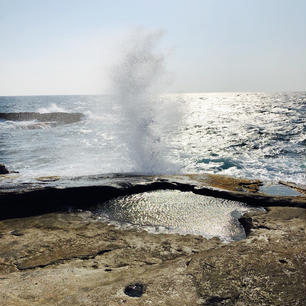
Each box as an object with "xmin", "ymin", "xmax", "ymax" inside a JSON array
[{"xmin": 1, "ymin": 89, "xmax": 305, "ymax": 97}]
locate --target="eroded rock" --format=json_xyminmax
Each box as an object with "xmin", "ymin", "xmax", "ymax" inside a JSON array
[
  {"xmin": 0, "ymin": 205, "xmax": 304, "ymax": 306},
  {"xmin": 0, "ymin": 174, "xmax": 305, "ymax": 305}
]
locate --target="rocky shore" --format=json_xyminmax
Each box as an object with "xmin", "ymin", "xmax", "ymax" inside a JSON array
[{"xmin": 0, "ymin": 173, "xmax": 305, "ymax": 305}]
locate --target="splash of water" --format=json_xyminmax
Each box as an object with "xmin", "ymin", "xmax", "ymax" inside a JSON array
[
  {"xmin": 37, "ymin": 103, "xmax": 67, "ymax": 114},
  {"xmin": 110, "ymin": 30, "xmax": 181, "ymax": 174}
]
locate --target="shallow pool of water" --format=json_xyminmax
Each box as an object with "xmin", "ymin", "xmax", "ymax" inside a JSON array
[
  {"xmin": 94, "ymin": 190, "xmax": 263, "ymax": 242},
  {"xmin": 259, "ymin": 184, "xmax": 303, "ymax": 196}
]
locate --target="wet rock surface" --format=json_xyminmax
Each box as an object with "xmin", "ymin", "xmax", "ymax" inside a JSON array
[
  {"xmin": 0, "ymin": 173, "xmax": 305, "ymax": 220},
  {"xmin": 0, "ymin": 174, "xmax": 305, "ymax": 305},
  {"xmin": 0, "ymin": 164, "xmax": 9, "ymax": 174}
]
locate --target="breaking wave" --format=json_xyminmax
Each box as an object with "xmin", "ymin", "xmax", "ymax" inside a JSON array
[{"xmin": 37, "ymin": 103, "xmax": 67, "ymax": 114}]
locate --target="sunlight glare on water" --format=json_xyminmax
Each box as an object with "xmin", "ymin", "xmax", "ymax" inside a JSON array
[
  {"xmin": 95, "ymin": 190, "xmax": 263, "ymax": 242},
  {"xmin": 0, "ymin": 92, "xmax": 305, "ymax": 184}
]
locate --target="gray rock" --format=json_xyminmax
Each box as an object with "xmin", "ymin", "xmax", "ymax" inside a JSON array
[{"xmin": 0, "ymin": 112, "xmax": 84, "ymax": 125}]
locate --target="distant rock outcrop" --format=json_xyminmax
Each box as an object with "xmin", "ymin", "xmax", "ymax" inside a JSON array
[{"xmin": 0, "ymin": 112, "xmax": 84, "ymax": 125}]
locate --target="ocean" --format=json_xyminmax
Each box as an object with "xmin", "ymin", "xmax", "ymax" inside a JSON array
[{"xmin": 0, "ymin": 92, "xmax": 305, "ymax": 185}]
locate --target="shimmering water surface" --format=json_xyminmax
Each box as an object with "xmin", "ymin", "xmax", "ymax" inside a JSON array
[
  {"xmin": 0, "ymin": 92, "xmax": 305, "ymax": 184},
  {"xmin": 94, "ymin": 190, "xmax": 262, "ymax": 242}
]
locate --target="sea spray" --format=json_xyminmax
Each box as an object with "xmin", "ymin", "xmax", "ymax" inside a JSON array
[
  {"xmin": 110, "ymin": 30, "xmax": 182, "ymax": 174},
  {"xmin": 37, "ymin": 103, "xmax": 67, "ymax": 114}
]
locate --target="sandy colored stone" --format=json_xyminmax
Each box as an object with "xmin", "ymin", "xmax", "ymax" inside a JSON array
[
  {"xmin": 0, "ymin": 173, "xmax": 305, "ymax": 305},
  {"xmin": 0, "ymin": 204, "xmax": 305, "ymax": 306},
  {"xmin": 188, "ymin": 173, "xmax": 263, "ymax": 192}
]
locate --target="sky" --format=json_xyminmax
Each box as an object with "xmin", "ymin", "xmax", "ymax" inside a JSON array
[{"xmin": 0, "ymin": 0, "xmax": 305, "ymax": 95}]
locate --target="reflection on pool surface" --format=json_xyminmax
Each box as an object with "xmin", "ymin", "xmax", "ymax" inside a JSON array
[
  {"xmin": 95, "ymin": 190, "xmax": 263, "ymax": 242},
  {"xmin": 259, "ymin": 184, "xmax": 303, "ymax": 196}
]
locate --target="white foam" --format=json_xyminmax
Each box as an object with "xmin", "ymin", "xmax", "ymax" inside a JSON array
[
  {"xmin": 37, "ymin": 103, "xmax": 66, "ymax": 113},
  {"xmin": 0, "ymin": 120, "xmax": 52, "ymax": 130}
]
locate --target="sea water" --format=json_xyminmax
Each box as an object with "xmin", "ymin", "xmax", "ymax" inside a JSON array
[
  {"xmin": 0, "ymin": 92, "xmax": 305, "ymax": 185},
  {"xmin": 1, "ymin": 32, "xmax": 304, "ymax": 241}
]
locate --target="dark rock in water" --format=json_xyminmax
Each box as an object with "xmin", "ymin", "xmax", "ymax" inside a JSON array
[
  {"xmin": 238, "ymin": 215, "xmax": 253, "ymax": 236},
  {"xmin": 124, "ymin": 283, "xmax": 145, "ymax": 297},
  {"xmin": 0, "ymin": 164, "xmax": 9, "ymax": 174},
  {"xmin": 0, "ymin": 112, "xmax": 84, "ymax": 125}
]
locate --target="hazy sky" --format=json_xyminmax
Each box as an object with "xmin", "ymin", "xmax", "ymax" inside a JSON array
[{"xmin": 1, "ymin": 0, "xmax": 305, "ymax": 95}]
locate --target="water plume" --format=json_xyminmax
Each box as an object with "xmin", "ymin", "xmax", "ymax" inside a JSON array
[{"xmin": 110, "ymin": 30, "xmax": 181, "ymax": 174}]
